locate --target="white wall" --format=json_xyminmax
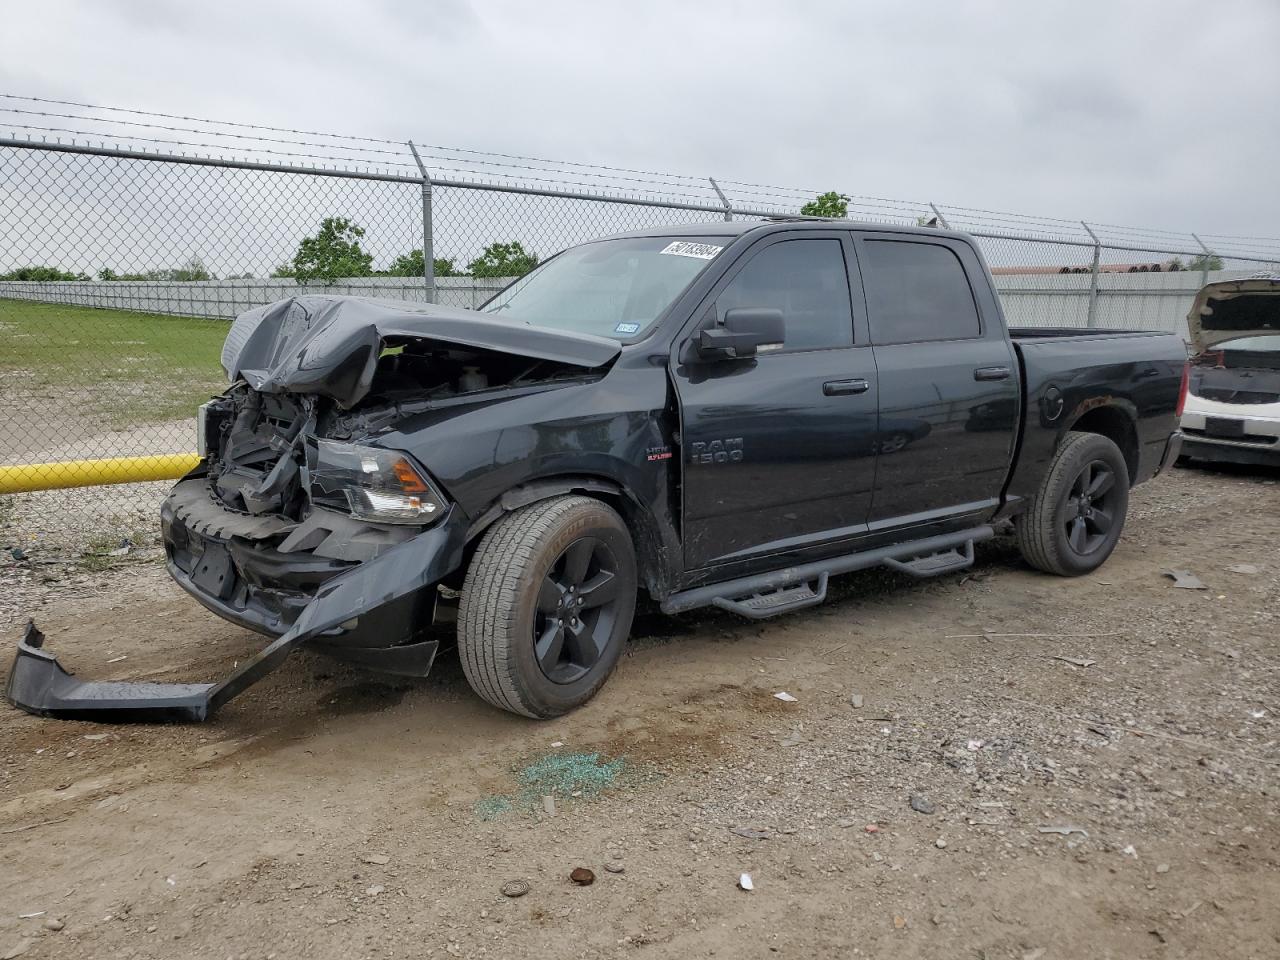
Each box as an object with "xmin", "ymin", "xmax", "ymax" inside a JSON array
[
  {"xmin": 0, "ymin": 276, "xmax": 513, "ymax": 319},
  {"xmin": 0, "ymin": 268, "xmax": 1270, "ymax": 338},
  {"xmin": 992, "ymin": 268, "xmax": 1264, "ymax": 336}
]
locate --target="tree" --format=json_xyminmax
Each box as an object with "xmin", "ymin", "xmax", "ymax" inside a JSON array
[
  {"xmin": 1185, "ymin": 252, "xmax": 1224, "ymax": 272},
  {"xmin": 385, "ymin": 249, "xmax": 461, "ymax": 278},
  {"xmin": 800, "ymin": 191, "xmax": 850, "ymax": 218},
  {"xmin": 285, "ymin": 217, "xmax": 374, "ymax": 284},
  {"xmin": 170, "ymin": 255, "xmax": 212, "ymax": 281},
  {"xmin": 467, "ymin": 241, "xmax": 539, "ymax": 278}
]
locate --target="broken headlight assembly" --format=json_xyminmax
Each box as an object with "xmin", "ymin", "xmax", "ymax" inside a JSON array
[{"xmin": 310, "ymin": 440, "xmax": 446, "ymax": 524}]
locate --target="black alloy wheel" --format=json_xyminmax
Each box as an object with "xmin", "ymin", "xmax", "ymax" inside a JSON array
[
  {"xmin": 534, "ymin": 537, "xmax": 626, "ymax": 684},
  {"xmin": 1015, "ymin": 430, "xmax": 1130, "ymax": 577},
  {"xmin": 1061, "ymin": 458, "xmax": 1119, "ymax": 557},
  {"xmin": 458, "ymin": 495, "xmax": 637, "ymax": 718}
]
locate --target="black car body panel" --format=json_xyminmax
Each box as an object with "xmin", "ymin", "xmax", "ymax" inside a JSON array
[
  {"xmin": 221, "ymin": 296, "xmax": 621, "ymax": 409},
  {"xmin": 6, "ymin": 220, "xmax": 1187, "ymax": 721},
  {"xmin": 1003, "ymin": 330, "xmax": 1187, "ymax": 506}
]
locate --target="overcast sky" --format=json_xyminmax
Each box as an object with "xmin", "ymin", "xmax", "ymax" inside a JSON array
[{"xmin": 4, "ymin": 0, "xmax": 1278, "ymax": 244}]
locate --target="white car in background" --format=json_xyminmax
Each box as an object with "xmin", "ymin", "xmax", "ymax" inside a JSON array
[{"xmin": 1180, "ymin": 275, "xmax": 1280, "ymax": 467}]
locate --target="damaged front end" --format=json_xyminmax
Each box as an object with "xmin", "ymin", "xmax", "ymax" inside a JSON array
[
  {"xmin": 8, "ymin": 510, "xmax": 467, "ymax": 721},
  {"xmin": 6, "ymin": 296, "xmax": 618, "ymax": 722}
]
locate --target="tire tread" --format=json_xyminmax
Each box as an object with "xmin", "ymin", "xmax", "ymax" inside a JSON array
[
  {"xmin": 458, "ymin": 496, "xmax": 630, "ymax": 718},
  {"xmin": 1015, "ymin": 430, "xmax": 1128, "ymax": 576}
]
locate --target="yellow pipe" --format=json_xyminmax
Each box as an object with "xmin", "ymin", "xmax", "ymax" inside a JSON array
[{"xmin": 0, "ymin": 453, "xmax": 202, "ymax": 494}]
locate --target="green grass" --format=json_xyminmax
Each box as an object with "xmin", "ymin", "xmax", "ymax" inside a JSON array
[{"xmin": 0, "ymin": 299, "xmax": 228, "ymax": 427}]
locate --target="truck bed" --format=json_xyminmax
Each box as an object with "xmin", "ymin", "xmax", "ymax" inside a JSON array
[{"xmin": 1002, "ymin": 328, "xmax": 1187, "ymax": 508}]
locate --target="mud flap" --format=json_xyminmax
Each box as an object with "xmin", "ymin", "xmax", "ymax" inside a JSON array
[{"xmin": 4, "ymin": 508, "xmax": 467, "ymax": 722}]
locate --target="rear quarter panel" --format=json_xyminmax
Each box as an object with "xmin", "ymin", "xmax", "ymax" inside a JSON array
[{"xmin": 1005, "ymin": 332, "xmax": 1186, "ymax": 505}]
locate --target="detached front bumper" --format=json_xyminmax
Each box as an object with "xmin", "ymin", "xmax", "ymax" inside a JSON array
[{"xmin": 6, "ymin": 503, "xmax": 469, "ymax": 722}]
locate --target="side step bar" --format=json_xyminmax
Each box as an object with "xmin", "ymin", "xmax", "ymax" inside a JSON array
[
  {"xmin": 882, "ymin": 540, "xmax": 975, "ymax": 578},
  {"xmin": 712, "ymin": 573, "xmax": 829, "ymax": 621},
  {"xmin": 661, "ymin": 526, "xmax": 992, "ymax": 618}
]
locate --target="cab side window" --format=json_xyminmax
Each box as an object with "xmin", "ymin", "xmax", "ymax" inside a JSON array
[
  {"xmin": 716, "ymin": 239, "xmax": 854, "ymax": 352},
  {"xmin": 863, "ymin": 240, "xmax": 981, "ymax": 344}
]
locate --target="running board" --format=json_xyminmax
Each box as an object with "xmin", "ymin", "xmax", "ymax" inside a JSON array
[
  {"xmin": 712, "ymin": 573, "xmax": 829, "ymax": 620},
  {"xmin": 661, "ymin": 526, "xmax": 993, "ymax": 618},
  {"xmin": 882, "ymin": 541, "xmax": 975, "ymax": 578}
]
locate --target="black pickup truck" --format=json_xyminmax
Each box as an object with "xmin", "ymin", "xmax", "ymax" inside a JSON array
[{"xmin": 6, "ymin": 220, "xmax": 1188, "ymax": 722}]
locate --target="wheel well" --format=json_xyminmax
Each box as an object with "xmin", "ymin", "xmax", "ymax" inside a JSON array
[
  {"xmin": 459, "ymin": 478, "xmax": 674, "ymax": 599},
  {"xmin": 1069, "ymin": 406, "xmax": 1139, "ymax": 483}
]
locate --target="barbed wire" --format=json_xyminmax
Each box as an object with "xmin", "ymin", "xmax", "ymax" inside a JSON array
[{"xmin": 0, "ymin": 92, "xmax": 1275, "ymax": 252}]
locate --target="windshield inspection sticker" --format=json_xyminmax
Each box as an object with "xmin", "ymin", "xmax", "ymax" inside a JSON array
[
  {"xmin": 659, "ymin": 241, "xmax": 723, "ymax": 260},
  {"xmin": 614, "ymin": 322, "xmax": 641, "ymax": 335}
]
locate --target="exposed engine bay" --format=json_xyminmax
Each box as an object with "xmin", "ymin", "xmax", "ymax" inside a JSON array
[
  {"xmin": 4, "ymin": 296, "xmax": 624, "ymax": 721},
  {"xmin": 204, "ymin": 340, "xmax": 600, "ymax": 522}
]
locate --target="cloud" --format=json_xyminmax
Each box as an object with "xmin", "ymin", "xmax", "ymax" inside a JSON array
[{"xmin": 2, "ymin": 0, "xmax": 1277, "ymax": 242}]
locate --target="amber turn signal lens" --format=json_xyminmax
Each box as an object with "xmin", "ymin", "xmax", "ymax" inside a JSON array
[{"xmin": 392, "ymin": 457, "xmax": 429, "ymax": 493}]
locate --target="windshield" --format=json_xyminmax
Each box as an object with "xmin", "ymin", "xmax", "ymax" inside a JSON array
[
  {"xmin": 480, "ymin": 236, "xmax": 728, "ymax": 339},
  {"xmin": 1215, "ymin": 335, "xmax": 1280, "ymax": 352}
]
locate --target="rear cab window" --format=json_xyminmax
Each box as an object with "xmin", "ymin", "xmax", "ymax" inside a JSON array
[{"xmin": 861, "ymin": 239, "xmax": 982, "ymax": 344}]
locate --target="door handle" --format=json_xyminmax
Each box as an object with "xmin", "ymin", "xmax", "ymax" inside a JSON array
[
  {"xmin": 823, "ymin": 378, "xmax": 870, "ymax": 396},
  {"xmin": 973, "ymin": 366, "xmax": 1011, "ymax": 381}
]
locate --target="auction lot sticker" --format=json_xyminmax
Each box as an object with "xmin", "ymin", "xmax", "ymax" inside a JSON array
[{"xmin": 659, "ymin": 241, "xmax": 723, "ymax": 259}]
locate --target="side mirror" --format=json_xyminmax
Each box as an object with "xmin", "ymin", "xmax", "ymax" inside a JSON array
[{"xmin": 698, "ymin": 307, "xmax": 785, "ymax": 360}]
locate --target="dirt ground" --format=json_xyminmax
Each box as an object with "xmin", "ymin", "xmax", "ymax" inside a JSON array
[{"xmin": 1, "ymin": 463, "xmax": 1277, "ymax": 960}]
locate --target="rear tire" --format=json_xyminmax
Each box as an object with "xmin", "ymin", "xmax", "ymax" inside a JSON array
[
  {"xmin": 458, "ymin": 496, "xmax": 637, "ymax": 718},
  {"xmin": 1015, "ymin": 431, "xmax": 1129, "ymax": 576}
]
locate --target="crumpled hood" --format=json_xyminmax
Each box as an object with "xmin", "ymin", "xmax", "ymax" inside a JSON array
[
  {"xmin": 220, "ymin": 296, "xmax": 621, "ymax": 408},
  {"xmin": 1187, "ymin": 274, "xmax": 1280, "ymax": 353}
]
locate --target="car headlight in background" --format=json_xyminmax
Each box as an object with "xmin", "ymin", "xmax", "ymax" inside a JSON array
[{"xmin": 311, "ymin": 440, "xmax": 446, "ymax": 524}]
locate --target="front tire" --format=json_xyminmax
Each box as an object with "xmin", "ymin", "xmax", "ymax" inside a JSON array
[
  {"xmin": 1015, "ymin": 431, "xmax": 1130, "ymax": 576},
  {"xmin": 458, "ymin": 496, "xmax": 637, "ymax": 718}
]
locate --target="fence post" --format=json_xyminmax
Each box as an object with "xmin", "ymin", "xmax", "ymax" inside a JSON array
[
  {"xmin": 1191, "ymin": 233, "xmax": 1212, "ymax": 289},
  {"xmin": 708, "ymin": 178, "xmax": 733, "ymax": 221},
  {"xmin": 1081, "ymin": 221, "xmax": 1101, "ymax": 328},
  {"xmin": 407, "ymin": 141, "xmax": 436, "ymax": 304},
  {"xmin": 928, "ymin": 202, "xmax": 950, "ymax": 229}
]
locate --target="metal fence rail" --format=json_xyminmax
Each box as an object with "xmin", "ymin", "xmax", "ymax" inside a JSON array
[{"xmin": 2, "ymin": 100, "xmax": 1279, "ymax": 553}]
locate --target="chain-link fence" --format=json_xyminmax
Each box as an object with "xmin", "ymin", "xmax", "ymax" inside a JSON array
[{"xmin": 2, "ymin": 95, "xmax": 1279, "ymax": 555}]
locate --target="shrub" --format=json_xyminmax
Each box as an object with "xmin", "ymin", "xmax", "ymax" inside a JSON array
[{"xmin": 0, "ymin": 265, "xmax": 90, "ymax": 281}]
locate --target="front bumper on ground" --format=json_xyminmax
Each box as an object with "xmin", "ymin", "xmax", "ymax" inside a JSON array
[{"xmin": 5, "ymin": 505, "xmax": 469, "ymax": 722}]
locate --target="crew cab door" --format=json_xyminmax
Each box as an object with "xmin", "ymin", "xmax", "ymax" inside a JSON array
[
  {"xmin": 673, "ymin": 232, "xmax": 879, "ymax": 570},
  {"xmin": 854, "ymin": 233, "xmax": 1019, "ymax": 526}
]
